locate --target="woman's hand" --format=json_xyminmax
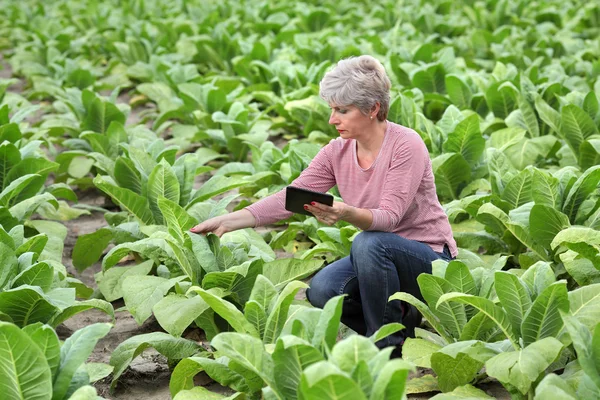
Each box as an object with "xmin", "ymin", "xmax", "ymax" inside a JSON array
[
  {"xmin": 304, "ymin": 201, "xmax": 348, "ymax": 226},
  {"xmin": 189, "ymin": 209, "xmax": 256, "ymax": 237}
]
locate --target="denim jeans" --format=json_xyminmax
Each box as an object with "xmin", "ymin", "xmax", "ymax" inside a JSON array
[{"xmin": 305, "ymin": 231, "xmax": 453, "ymax": 349}]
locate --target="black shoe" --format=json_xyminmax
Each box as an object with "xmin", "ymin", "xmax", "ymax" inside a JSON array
[{"xmin": 401, "ymin": 302, "xmax": 422, "ymax": 339}]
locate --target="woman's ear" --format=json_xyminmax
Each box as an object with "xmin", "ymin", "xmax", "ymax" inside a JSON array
[{"xmin": 371, "ymin": 102, "xmax": 381, "ymax": 118}]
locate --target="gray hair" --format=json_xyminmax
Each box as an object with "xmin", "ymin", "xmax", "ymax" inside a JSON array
[{"xmin": 319, "ymin": 55, "xmax": 391, "ymax": 121}]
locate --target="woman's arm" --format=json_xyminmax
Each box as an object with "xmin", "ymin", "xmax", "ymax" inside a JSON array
[{"xmin": 189, "ymin": 209, "xmax": 256, "ymax": 237}]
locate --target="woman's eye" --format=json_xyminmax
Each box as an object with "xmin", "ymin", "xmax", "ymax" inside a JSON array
[{"xmin": 339, "ymin": 109, "xmax": 347, "ymax": 114}]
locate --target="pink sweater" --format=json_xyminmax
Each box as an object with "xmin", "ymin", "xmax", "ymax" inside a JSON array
[{"xmin": 246, "ymin": 121, "xmax": 458, "ymax": 257}]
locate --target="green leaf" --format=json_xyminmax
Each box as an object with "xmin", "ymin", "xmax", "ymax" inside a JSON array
[
  {"xmin": 249, "ymin": 275, "xmax": 278, "ymax": 312},
  {"xmin": 402, "ymin": 338, "xmax": 442, "ymax": 368},
  {"xmin": 94, "ymin": 175, "xmax": 154, "ymax": 225},
  {"xmin": 560, "ymin": 104, "xmax": 599, "ymax": 156},
  {"xmin": 442, "ymin": 115, "xmax": 484, "ymax": 166},
  {"xmin": 389, "ymin": 292, "xmax": 452, "ymax": 344},
  {"xmin": 147, "ymin": 162, "xmax": 180, "ymax": 224},
  {"xmin": 445, "ymin": 75, "xmax": 472, "ymax": 109},
  {"xmin": 494, "ymin": 272, "xmax": 531, "ymax": 338},
  {"xmin": 153, "ymin": 294, "xmax": 209, "ymax": 337},
  {"xmin": 534, "ymin": 374, "xmax": 578, "ymax": 400},
  {"xmin": 264, "ymin": 280, "xmax": 308, "ymax": 344},
  {"xmin": 11, "ymin": 262, "xmax": 54, "ymax": 292},
  {"xmin": 521, "ymin": 281, "xmax": 569, "ymax": 346},
  {"xmin": 432, "ymin": 153, "xmax": 471, "ymax": 200},
  {"xmin": 430, "ymin": 384, "xmax": 494, "ymax": 399},
  {"xmin": 114, "ymin": 157, "xmax": 143, "ymax": 195},
  {"xmin": 580, "ymin": 139, "xmax": 600, "ymax": 170},
  {"xmin": 370, "ymin": 323, "xmax": 405, "ymax": 344},
  {"xmin": 49, "ymin": 299, "xmax": 114, "ymax": 328},
  {"xmin": 0, "ymin": 286, "xmax": 60, "ymax": 327},
  {"xmin": 52, "ymin": 323, "xmax": 111, "ymax": 400},
  {"xmin": 82, "ymin": 97, "xmax": 125, "ymax": 134},
  {"xmin": 110, "ymin": 332, "xmax": 203, "ymax": 390},
  {"xmin": 437, "ymin": 293, "xmax": 518, "ymax": 348},
  {"xmin": 262, "ymin": 258, "xmax": 324, "ymax": 289},
  {"xmin": 568, "ymin": 284, "xmax": 600, "ymax": 331},
  {"xmin": 158, "ymin": 197, "xmax": 196, "ymax": 245},
  {"xmin": 211, "ymin": 332, "xmax": 275, "ymax": 389},
  {"xmin": 419, "ymin": 274, "xmax": 467, "ymax": 339},
  {"xmin": 331, "ymin": 335, "xmax": 379, "ymax": 374},
  {"xmin": 431, "ymin": 344, "xmax": 487, "ymax": 392},
  {"xmin": 561, "ymin": 166, "xmax": 600, "ymax": 223},
  {"xmin": 0, "ymin": 321, "xmax": 52, "ymax": 400},
  {"xmin": 122, "ymin": 275, "xmax": 184, "ymax": 325},
  {"xmin": 529, "ymin": 205, "xmax": 570, "ymax": 248},
  {"xmin": 0, "ymin": 174, "xmax": 40, "ymax": 207},
  {"xmin": 369, "ymin": 358, "xmax": 414, "ymax": 400},
  {"xmin": 412, "ymin": 63, "xmax": 446, "ymax": 93},
  {"xmin": 72, "ymin": 228, "xmax": 113, "ymax": 272},
  {"xmin": 501, "ymin": 168, "xmax": 533, "ymax": 209},
  {"xmin": 486, "ymin": 82, "xmax": 516, "ymax": 119},
  {"xmin": 22, "ymin": 323, "xmax": 60, "ymax": 380},
  {"xmin": 486, "ymin": 337, "xmax": 563, "ymax": 395},
  {"xmin": 272, "ymin": 336, "xmax": 324, "ymax": 400},
  {"xmin": 299, "ymin": 361, "xmax": 367, "ymax": 400},
  {"xmin": 95, "ymin": 260, "xmax": 154, "ymax": 302},
  {"xmin": 0, "ymin": 142, "xmax": 21, "ymax": 191},
  {"xmin": 195, "ymin": 288, "xmax": 259, "ymax": 337}
]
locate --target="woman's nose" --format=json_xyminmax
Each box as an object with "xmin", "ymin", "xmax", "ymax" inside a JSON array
[{"xmin": 329, "ymin": 111, "xmax": 338, "ymax": 124}]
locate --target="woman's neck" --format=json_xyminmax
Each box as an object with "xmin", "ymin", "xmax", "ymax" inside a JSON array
[{"xmin": 356, "ymin": 120, "xmax": 388, "ymax": 154}]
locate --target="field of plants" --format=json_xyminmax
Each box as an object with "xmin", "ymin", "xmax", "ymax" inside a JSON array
[{"xmin": 0, "ymin": 0, "xmax": 599, "ymax": 399}]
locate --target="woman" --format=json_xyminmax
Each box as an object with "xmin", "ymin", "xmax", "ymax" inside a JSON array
[{"xmin": 190, "ymin": 55, "xmax": 457, "ymax": 356}]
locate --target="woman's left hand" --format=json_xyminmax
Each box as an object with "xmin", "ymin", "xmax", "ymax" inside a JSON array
[{"xmin": 304, "ymin": 201, "xmax": 347, "ymax": 225}]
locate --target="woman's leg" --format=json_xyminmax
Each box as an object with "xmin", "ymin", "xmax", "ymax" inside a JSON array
[
  {"xmin": 350, "ymin": 231, "xmax": 443, "ymax": 349},
  {"xmin": 305, "ymin": 257, "xmax": 367, "ymax": 335}
]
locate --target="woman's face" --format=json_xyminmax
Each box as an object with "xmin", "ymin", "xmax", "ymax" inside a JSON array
[{"xmin": 328, "ymin": 104, "xmax": 372, "ymax": 140}]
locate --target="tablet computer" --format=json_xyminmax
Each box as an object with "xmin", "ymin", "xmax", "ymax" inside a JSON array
[{"xmin": 285, "ymin": 186, "xmax": 334, "ymax": 216}]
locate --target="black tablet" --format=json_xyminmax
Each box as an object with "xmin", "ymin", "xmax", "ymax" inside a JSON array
[{"xmin": 285, "ymin": 186, "xmax": 334, "ymax": 216}]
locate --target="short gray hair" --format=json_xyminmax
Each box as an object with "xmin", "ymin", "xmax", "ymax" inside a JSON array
[{"xmin": 319, "ymin": 55, "xmax": 391, "ymax": 121}]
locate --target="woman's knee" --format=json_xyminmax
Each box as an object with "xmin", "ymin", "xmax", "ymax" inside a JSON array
[{"xmin": 307, "ymin": 271, "xmax": 337, "ymax": 309}]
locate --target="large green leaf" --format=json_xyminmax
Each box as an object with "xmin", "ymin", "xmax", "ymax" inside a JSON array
[
  {"xmin": 311, "ymin": 295, "xmax": 344, "ymax": 353},
  {"xmin": 49, "ymin": 299, "xmax": 115, "ymax": 328},
  {"xmin": 0, "ymin": 321, "xmax": 52, "ymax": 400},
  {"xmin": 0, "ymin": 286, "xmax": 60, "ymax": 327},
  {"xmin": 419, "ymin": 274, "xmax": 467, "ymax": 339},
  {"xmin": 531, "ymin": 169, "xmax": 561, "ymax": 209},
  {"xmin": 486, "ymin": 81, "xmax": 516, "ymax": 119},
  {"xmin": 369, "ymin": 358, "xmax": 414, "ymax": 400},
  {"xmin": 95, "ymin": 260, "xmax": 154, "ymax": 302},
  {"xmin": 445, "ymin": 75, "xmax": 472, "ymax": 109},
  {"xmin": 94, "ymin": 175, "xmax": 155, "ymax": 225},
  {"xmin": 272, "ymin": 336, "xmax": 324, "ymax": 400},
  {"xmin": 122, "ymin": 275, "xmax": 184, "ymax": 325},
  {"xmin": 114, "ymin": 157, "xmax": 143, "ymax": 194},
  {"xmin": 110, "ymin": 332, "xmax": 203, "ymax": 390},
  {"xmin": 170, "ymin": 357, "xmax": 250, "ymax": 397},
  {"xmin": 389, "ymin": 292, "xmax": 452, "ymax": 344},
  {"xmin": 529, "ymin": 205, "xmax": 571, "ymax": 249},
  {"xmin": 299, "ymin": 361, "xmax": 367, "ymax": 400},
  {"xmin": 153, "ymin": 294, "xmax": 209, "ymax": 337},
  {"xmin": 485, "ymin": 337, "xmax": 563, "ymax": 395},
  {"xmin": 442, "ymin": 114, "xmax": 484, "ymax": 166},
  {"xmin": 158, "ymin": 197, "xmax": 196, "ymax": 245},
  {"xmin": 560, "ymin": 104, "xmax": 599, "ymax": 157},
  {"xmin": 82, "ymin": 97, "xmax": 125, "ymax": 134},
  {"xmin": 580, "ymin": 139, "xmax": 600, "ymax": 170},
  {"xmin": 494, "ymin": 272, "xmax": 531, "ymax": 338},
  {"xmin": 72, "ymin": 228, "xmax": 113, "ymax": 272},
  {"xmin": 501, "ymin": 168, "xmax": 533, "ymax": 209},
  {"xmin": 194, "ymin": 288, "xmax": 259, "ymax": 337},
  {"xmin": 22, "ymin": 323, "xmax": 60, "ymax": 379},
  {"xmin": 52, "ymin": 323, "xmax": 111, "ymax": 400},
  {"xmin": 568, "ymin": 284, "xmax": 600, "ymax": 331},
  {"xmin": 0, "ymin": 141, "xmax": 21, "ymax": 191},
  {"xmin": 432, "ymin": 153, "xmax": 471, "ymax": 200},
  {"xmin": 263, "ymin": 280, "xmax": 308, "ymax": 344},
  {"xmin": 201, "ymin": 260, "xmax": 263, "ymax": 305},
  {"xmin": 11, "ymin": 262, "xmax": 54, "ymax": 291},
  {"xmin": 521, "ymin": 282, "xmax": 569, "ymax": 346},
  {"xmin": 262, "ymin": 258, "xmax": 323, "ymax": 289},
  {"xmin": 561, "ymin": 166, "xmax": 600, "ymax": 223},
  {"xmin": 211, "ymin": 332, "xmax": 275, "ymax": 389},
  {"xmin": 431, "ymin": 341, "xmax": 496, "ymax": 392},
  {"xmin": 147, "ymin": 161, "xmax": 180, "ymax": 224},
  {"xmin": 437, "ymin": 293, "xmax": 518, "ymax": 348}
]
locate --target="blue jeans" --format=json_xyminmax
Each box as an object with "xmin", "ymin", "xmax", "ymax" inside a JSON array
[{"xmin": 306, "ymin": 231, "xmax": 453, "ymax": 349}]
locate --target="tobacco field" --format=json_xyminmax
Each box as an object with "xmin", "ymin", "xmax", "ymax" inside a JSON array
[{"xmin": 0, "ymin": 0, "xmax": 599, "ymax": 399}]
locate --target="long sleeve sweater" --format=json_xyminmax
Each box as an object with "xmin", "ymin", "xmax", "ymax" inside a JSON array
[{"xmin": 246, "ymin": 121, "xmax": 458, "ymax": 258}]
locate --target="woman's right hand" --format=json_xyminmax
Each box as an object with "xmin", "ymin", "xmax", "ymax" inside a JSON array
[
  {"xmin": 189, "ymin": 209, "xmax": 256, "ymax": 237},
  {"xmin": 189, "ymin": 215, "xmax": 230, "ymax": 237}
]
